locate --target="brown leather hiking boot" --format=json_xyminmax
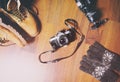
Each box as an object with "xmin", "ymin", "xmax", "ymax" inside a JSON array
[
  {"xmin": 0, "ymin": 11, "xmax": 28, "ymax": 47},
  {"xmin": 0, "ymin": 25, "xmax": 26, "ymax": 47},
  {"xmin": 3, "ymin": 0, "xmax": 40, "ymax": 37}
]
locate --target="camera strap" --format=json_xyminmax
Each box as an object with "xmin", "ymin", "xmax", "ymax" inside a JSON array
[{"xmin": 38, "ymin": 19, "xmax": 84, "ymax": 64}]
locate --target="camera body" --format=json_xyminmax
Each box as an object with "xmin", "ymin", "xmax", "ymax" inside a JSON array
[{"xmin": 49, "ymin": 28, "xmax": 76, "ymax": 50}]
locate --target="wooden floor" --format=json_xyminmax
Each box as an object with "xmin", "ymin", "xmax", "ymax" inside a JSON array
[{"xmin": 0, "ymin": 0, "xmax": 120, "ymax": 82}]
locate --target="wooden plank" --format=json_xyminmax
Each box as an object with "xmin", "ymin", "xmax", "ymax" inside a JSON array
[{"xmin": 0, "ymin": 0, "xmax": 120, "ymax": 82}]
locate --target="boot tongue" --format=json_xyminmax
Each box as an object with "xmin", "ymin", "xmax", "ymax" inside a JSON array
[{"xmin": 6, "ymin": 0, "xmax": 26, "ymax": 21}]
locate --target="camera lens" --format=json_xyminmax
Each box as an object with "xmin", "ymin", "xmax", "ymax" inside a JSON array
[
  {"xmin": 60, "ymin": 37, "xmax": 66, "ymax": 44},
  {"xmin": 59, "ymin": 36, "xmax": 68, "ymax": 46}
]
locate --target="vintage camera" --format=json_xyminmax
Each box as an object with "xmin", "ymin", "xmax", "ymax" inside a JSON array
[
  {"xmin": 49, "ymin": 28, "xmax": 76, "ymax": 50},
  {"xmin": 76, "ymin": 0, "xmax": 99, "ymax": 22},
  {"xmin": 75, "ymin": 0, "xmax": 108, "ymax": 29}
]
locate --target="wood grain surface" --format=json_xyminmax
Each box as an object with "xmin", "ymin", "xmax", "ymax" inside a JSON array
[{"xmin": 0, "ymin": 0, "xmax": 120, "ymax": 82}]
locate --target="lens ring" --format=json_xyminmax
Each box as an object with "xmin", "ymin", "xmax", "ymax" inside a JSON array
[
  {"xmin": 56, "ymin": 32, "xmax": 68, "ymax": 46},
  {"xmin": 59, "ymin": 36, "xmax": 68, "ymax": 46}
]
